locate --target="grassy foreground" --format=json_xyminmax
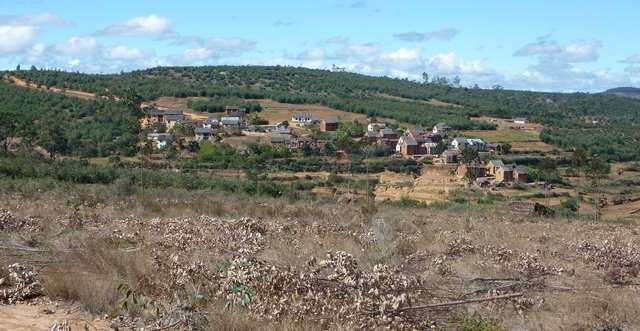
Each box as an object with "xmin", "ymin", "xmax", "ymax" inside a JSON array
[{"xmin": 1, "ymin": 179, "xmax": 640, "ymax": 330}]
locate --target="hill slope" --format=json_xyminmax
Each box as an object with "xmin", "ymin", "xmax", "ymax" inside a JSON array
[
  {"xmin": 5, "ymin": 66, "xmax": 640, "ymax": 160},
  {"xmin": 604, "ymin": 87, "xmax": 640, "ymax": 99}
]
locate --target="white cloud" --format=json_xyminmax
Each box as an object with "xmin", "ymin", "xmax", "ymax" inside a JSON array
[
  {"xmin": 0, "ymin": 12, "xmax": 68, "ymax": 27},
  {"xmin": 198, "ymin": 37, "xmax": 256, "ymax": 54},
  {"xmin": 98, "ymin": 14, "xmax": 172, "ymax": 36},
  {"xmin": 0, "ymin": 25, "xmax": 38, "ymax": 54},
  {"xmin": 380, "ymin": 48, "xmax": 420, "ymax": 62},
  {"xmin": 427, "ymin": 52, "xmax": 456, "ymax": 73},
  {"xmin": 394, "ymin": 28, "xmax": 460, "ymax": 42},
  {"xmin": 514, "ymin": 37, "xmax": 602, "ymax": 63},
  {"xmin": 178, "ymin": 47, "xmax": 215, "ymax": 63},
  {"xmin": 564, "ymin": 41, "xmax": 602, "ymax": 62},
  {"xmin": 105, "ymin": 45, "xmax": 146, "ymax": 60},
  {"xmin": 54, "ymin": 36, "xmax": 98, "ymax": 56}
]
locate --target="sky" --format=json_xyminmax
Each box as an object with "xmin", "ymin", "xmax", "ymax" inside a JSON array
[{"xmin": 2, "ymin": 0, "xmax": 640, "ymax": 92}]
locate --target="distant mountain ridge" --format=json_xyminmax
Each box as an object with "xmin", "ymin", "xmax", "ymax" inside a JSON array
[{"xmin": 604, "ymin": 87, "xmax": 640, "ymax": 99}]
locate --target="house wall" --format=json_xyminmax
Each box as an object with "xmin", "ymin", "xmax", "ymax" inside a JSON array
[
  {"xmin": 320, "ymin": 122, "xmax": 339, "ymax": 132},
  {"xmin": 496, "ymin": 169, "xmax": 514, "ymax": 182},
  {"xmin": 401, "ymin": 144, "xmax": 417, "ymax": 155}
]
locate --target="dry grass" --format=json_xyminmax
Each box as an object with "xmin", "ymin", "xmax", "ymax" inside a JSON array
[
  {"xmin": 207, "ymin": 305, "xmax": 328, "ymax": 331},
  {"xmin": 40, "ymin": 239, "xmax": 155, "ymax": 315},
  {"xmin": 3, "ymin": 179, "xmax": 640, "ymax": 329}
]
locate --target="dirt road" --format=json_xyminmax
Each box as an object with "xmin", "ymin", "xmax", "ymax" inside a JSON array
[{"xmin": 0, "ymin": 304, "xmax": 109, "ymax": 331}]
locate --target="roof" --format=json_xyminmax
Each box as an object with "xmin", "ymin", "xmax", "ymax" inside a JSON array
[
  {"xmin": 407, "ymin": 127, "xmax": 427, "ymax": 136},
  {"xmin": 147, "ymin": 133, "xmax": 172, "ymax": 140},
  {"xmin": 165, "ymin": 114, "xmax": 185, "ymax": 121},
  {"xmin": 442, "ymin": 149, "xmax": 459, "ymax": 156},
  {"xmin": 498, "ymin": 165, "xmax": 514, "ymax": 172},
  {"xmin": 380, "ymin": 128, "xmax": 395, "ymax": 135},
  {"xmin": 270, "ymin": 134, "xmax": 292, "ymax": 143},
  {"xmin": 514, "ymin": 117, "xmax": 528, "ymax": 122},
  {"xmin": 434, "ymin": 122, "xmax": 452, "ymax": 130},
  {"xmin": 149, "ymin": 108, "xmax": 183, "ymax": 116},
  {"xmin": 514, "ymin": 165, "xmax": 528, "ymax": 173},
  {"xmin": 195, "ymin": 127, "xmax": 212, "ymax": 134},
  {"xmin": 466, "ymin": 138, "xmax": 486, "ymax": 145},
  {"xmin": 488, "ymin": 160, "xmax": 505, "ymax": 168},
  {"xmin": 403, "ymin": 135, "xmax": 417, "ymax": 145},
  {"xmin": 221, "ymin": 117, "xmax": 240, "ymax": 125},
  {"xmin": 292, "ymin": 113, "xmax": 313, "ymax": 119},
  {"xmin": 453, "ymin": 137, "xmax": 468, "ymax": 144},
  {"xmin": 322, "ymin": 117, "xmax": 339, "ymax": 124}
]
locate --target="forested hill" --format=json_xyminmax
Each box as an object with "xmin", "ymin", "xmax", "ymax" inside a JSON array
[
  {"xmin": 604, "ymin": 87, "xmax": 640, "ymax": 99},
  {"xmin": 0, "ymin": 80, "xmax": 141, "ymax": 157},
  {"xmin": 6, "ymin": 66, "xmax": 640, "ymax": 160}
]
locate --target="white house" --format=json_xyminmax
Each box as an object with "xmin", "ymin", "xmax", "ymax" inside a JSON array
[
  {"xmin": 221, "ymin": 117, "xmax": 241, "ymax": 128},
  {"xmin": 513, "ymin": 118, "xmax": 528, "ymax": 125},
  {"xmin": 432, "ymin": 122, "xmax": 452, "ymax": 135},
  {"xmin": 452, "ymin": 137, "xmax": 488, "ymax": 151},
  {"xmin": 367, "ymin": 122, "xmax": 386, "ymax": 133},
  {"xmin": 291, "ymin": 113, "xmax": 314, "ymax": 126},
  {"xmin": 147, "ymin": 133, "xmax": 173, "ymax": 149}
]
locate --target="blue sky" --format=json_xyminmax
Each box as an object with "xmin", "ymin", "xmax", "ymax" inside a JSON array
[{"xmin": 2, "ymin": 0, "xmax": 639, "ymax": 92}]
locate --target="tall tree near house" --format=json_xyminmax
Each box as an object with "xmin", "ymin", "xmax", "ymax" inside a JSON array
[
  {"xmin": 572, "ymin": 147, "xmax": 588, "ymax": 217},
  {"xmin": 586, "ymin": 155, "xmax": 609, "ymax": 221},
  {"xmin": 461, "ymin": 148, "xmax": 479, "ymax": 164}
]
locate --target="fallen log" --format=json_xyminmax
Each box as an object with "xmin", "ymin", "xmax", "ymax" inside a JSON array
[{"xmin": 368, "ymin": 292, "xmax": 524, "ymax": 315}]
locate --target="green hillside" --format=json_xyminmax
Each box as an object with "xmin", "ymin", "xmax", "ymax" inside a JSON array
[{"xmin": 6, "ymin": 66, "xmax": 640, "ymax": 160}]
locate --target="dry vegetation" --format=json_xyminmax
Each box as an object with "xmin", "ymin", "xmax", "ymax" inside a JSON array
[{"xmin": 1, "ymin": 180, "xmax": 640, "ymax": 330}]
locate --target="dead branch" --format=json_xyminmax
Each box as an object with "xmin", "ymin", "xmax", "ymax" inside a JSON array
[{"xmin": 368, "ymin": 292, "xmax": 524, "ymax": 315}]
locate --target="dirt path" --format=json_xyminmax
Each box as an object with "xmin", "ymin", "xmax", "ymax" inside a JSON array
[
  {"xmin": 7, "ymin": 76, "xmax": 98, "ymax": 100},
  {"xmin": 0, "ymin": 304, "xmax": 110, "ymax": 331}
]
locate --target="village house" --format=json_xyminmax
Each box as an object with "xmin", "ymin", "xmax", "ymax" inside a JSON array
[
  {"xmin": 441, "ymin": 149, "xmax": 460, "ymax": 164},
  {"xmin": 485, "ymin": 159, "xmax": 505, "ymax": 176},
  {"xmin": 291, "ymin": 113, "xmax": 315, "ymax": 126},
  {"xmin": 221, "ymin": 116, "xmax": 241, "ymax": 128},
  {"xmin": 270, "ymin": 133, "xmax": 293, "ymax": 146},
  {"xmin": 367, "ymin": 122, "xmax": 386, "ymax": 133},
  {"xmin": 147, "ymin": 108, "xmax": 185, "ymax": 129},
  {"xmin": 320, "ymin": 118, "xmax": 340, "ymax": 132},
  {"xmin": 495, "ymin": 165, "xmax": 514, "ymax": 182},
  {"xmin": 194, "ymin": 127, "xmax": 213, "ymax": 142},
  {"xmin": 432, "ymin": 122, "xmax": 452, "ymax": 136},
  {"xmin": 375, "ymin": 128, "xmax": 399, "ymax": 149},
  {"xmin": 202, "ymin": 117, "xmax": 220, "ymax": 129},
  {"xmin": 513, "ymin": 165, "xmax": 530, "ymax": 182},
  {"xmin": 456, "ymin": 163, "xmax": 488, "ymax": 179},
  {"xmin": 378, "ymin": 128, "xmax": 398, "ymax": 139},
  {"xmin": 422, "ymin": 139, "xmax": 440, "ymax": 156},
  {"xmin": 513, "ymin": 117, "xmax": 528, "ymax": 125},
  {"xmin": 397, "ymin": 128, "xmax": 444, "ymax": 157},
  {"xmin": 147, "ymin": 133, "xmax": 173, "ymax": 149},
  {"xmin": 397, "ymin": 135, "xmax": 418, "ymax": 155},
  {"xmin": 452, "ymin": 137, "xmax": 488, "ymax": 152},
  {"xmin": 225, "ymin": 106, "xmax": 247, "ymax": 118}
]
